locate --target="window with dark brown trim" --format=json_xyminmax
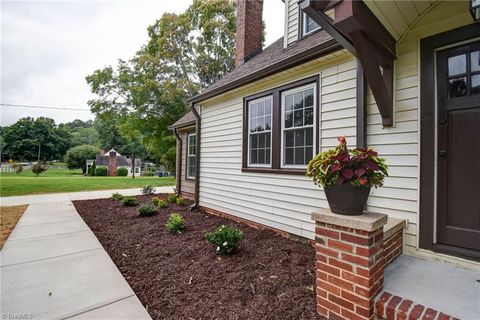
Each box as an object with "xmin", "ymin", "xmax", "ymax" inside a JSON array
[
  {"xmin": 186, "ymin": 132, "xmax": 196, "ymax": 180},
  {"xmin": 242, "ymin": 75, "xmax": 320, "ymax": 175}
]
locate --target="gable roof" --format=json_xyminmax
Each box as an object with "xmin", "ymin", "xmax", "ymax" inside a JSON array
[
  {"xmin": 95, "ymin": 155, "xmax": 141, "ymax": 167},
  {"xmin": 188, "ymin": 30, "xmax": 340, "ymax": 104},
  {"xmin": 168, "ymin": 110, "xmax": 196, "ymax": 130}
]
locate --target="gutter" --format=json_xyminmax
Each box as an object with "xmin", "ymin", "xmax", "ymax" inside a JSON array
[
  {"xmin": 173, "ymin": 128, "xmax": 182, "ymax": 197},
  {"xmin": 191, "ymin": 103, "xmax": 201, "ymax": 209}
]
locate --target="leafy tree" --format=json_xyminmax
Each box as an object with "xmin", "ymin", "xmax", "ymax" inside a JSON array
[
  {"xmin": 32, "ymin": 162, "xmax": 47, "ymax": 177},
  {"xmin": 65, "ymin": 144, "xmax": 100, "ymax": 174}
]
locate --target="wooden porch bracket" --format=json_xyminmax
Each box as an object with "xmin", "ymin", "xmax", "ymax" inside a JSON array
[{"xmin": 300, "ymin": 0, "xmax": 396, "ymax": 126}]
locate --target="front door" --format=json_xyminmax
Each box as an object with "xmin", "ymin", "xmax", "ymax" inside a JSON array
[{"xmin": 435, "ymin": 41, "xmax": 480, "ymax": 258}]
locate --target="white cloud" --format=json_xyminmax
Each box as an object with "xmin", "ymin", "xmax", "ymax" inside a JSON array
[{"xmin": 0, "ymin": 0, "xmax": 285, "ymax": 126}]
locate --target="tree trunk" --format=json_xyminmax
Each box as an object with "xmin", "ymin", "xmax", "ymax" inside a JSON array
[{"xmin": 131, "ymin": 153, "xmax": 135, "ymax": 179}]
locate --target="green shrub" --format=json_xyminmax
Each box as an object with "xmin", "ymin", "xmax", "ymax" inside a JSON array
[
  {"xmin": 143, "ymin": 171, "xmax": 155, "ymax": 176},
  {"xmin": 176, "ymin": 197, "xmax": 185, "ymax": 205},
  {"xmin": 205, "ymin": 225, "xmax": 244, "ymax": 255},
  {"xmin": 165, "ymin": 213, "xmax": 185, "ymax": 234},
  {"xmin": 142, "ymin": 185, "xmax": 155, "ymax": 195},
  {"xmin": 117, "ymin": 167, "xmax": 128, "ymax": 176},
  {"xmin": 65, "ymin": 144, "xmax": 100, "ymax": 174},
  {"xmin": 12, "ymin": 163, "xmax": 23, "ymax": 174},
  {"xmin": 138, "ymin": 204, "xmax": 157, "ymax": 217},
  {"xmin": 95, "ymin": 166, "xmax": 108, "ymax": 176},
  {"xmin": 89, "ymin": 162, "xmax": 96, "ymax": 176},
  {"xmin": 121, "ymin": 196, "xmax": 136, "ymax": 206},
  {"xmin": 32, "ymin": 162, "xmax": 48, "ymax": 177},
  {"xmin": 167, "ymin": 193, "xmax": 177, "ymax": 203},
  {"xmin": 111, "ymin": 192, "xmax": 124, "ymax": 201},
  {"xmin": 152, "ymin": 197, "xmax": 167, "ymax": 208}
]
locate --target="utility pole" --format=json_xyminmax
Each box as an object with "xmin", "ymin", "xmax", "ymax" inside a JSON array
[{"xmin": 37, "ymin": 144, "xmax": 41, "ymax": 162}]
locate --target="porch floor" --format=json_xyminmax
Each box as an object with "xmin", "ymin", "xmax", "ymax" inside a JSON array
[{"xmin": 383, "ymin": 255, "xmax": 480, "ymax": 319}]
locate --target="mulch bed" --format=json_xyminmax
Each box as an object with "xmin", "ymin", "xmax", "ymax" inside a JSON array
[{"xmin": 73, "ymin": 194, "xmax": 319, "ymax": 320}]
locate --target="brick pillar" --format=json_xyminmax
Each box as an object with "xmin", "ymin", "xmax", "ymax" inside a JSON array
[
  {"xmin": 108, "ymin": 151, "xmax": 117, "ymax": 176},
  {"xmin": 312, "ymin": 209, "xmax": 387, "ymax": 320}
]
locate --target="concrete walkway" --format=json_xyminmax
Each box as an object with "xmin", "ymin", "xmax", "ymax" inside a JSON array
[{"xmin": 1, "ymin": 187, "xmax": 173, "ymax": 320}]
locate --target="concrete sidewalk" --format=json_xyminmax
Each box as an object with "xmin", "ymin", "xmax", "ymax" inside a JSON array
[{"xmin": 0, "ymin": 187, "xmax": 173, "ymax": 319}]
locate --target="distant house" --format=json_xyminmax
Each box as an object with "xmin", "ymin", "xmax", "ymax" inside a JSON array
[{"xmin": 86, "ymin": 149, "xmax": 141, "ymax": 177}]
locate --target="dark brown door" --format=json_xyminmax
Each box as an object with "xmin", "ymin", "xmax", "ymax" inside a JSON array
[{"xmin": 436, "ymin": 42, "xmax": 480, "ymax": 257}]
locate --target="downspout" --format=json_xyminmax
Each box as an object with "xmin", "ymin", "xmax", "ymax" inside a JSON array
[
  {"xmin": 173, "ymin": 128, "xmax": 182, "ymax": 197},
  {"xmin": 191, "ymin": 103, "xmax": 201, "ymax": 209}
]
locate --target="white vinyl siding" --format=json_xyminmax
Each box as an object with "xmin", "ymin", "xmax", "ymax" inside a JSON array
[
  {"xmin": 284, "ymin": 0, "xmax": 299, "ymax": 46},
  {"xmin": 199, "ymin": 55, "xmax": 357, "ymax": 239}
]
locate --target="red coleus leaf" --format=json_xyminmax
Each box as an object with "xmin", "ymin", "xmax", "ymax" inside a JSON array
[
  {"xmin": 358, "ymin": 178, "xmax": 368, "ymax": 185},
  {"xmin": 342, "ymin": 168, "xmax": 353, "ymax": 179},
  {"xmin": 365, "ymin": 160, "xmax": 379, "ymax": 171},
  {"xmin": 331, "ymin": 163, "xmax": 342, "ymax": 173},
  {"xmin": 336, "ymin": 176, "xmax": 345, "ymax": 185},
  {"xmin": 355, "ymin": 167, "xmax": 366, "ymax": 177}
]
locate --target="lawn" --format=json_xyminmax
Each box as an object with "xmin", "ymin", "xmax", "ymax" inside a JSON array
[
  {"xmin": 74, "ymin": 194, "xmax": 317, "ymax": 319},
  {"xmin": 0, "ymin": 168, "xmax": 175, "ymax": 197}
]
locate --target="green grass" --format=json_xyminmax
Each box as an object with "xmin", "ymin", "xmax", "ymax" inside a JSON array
[{"xmin": 0, "ymin": 168, "xmax": 175, "ymax": 197}]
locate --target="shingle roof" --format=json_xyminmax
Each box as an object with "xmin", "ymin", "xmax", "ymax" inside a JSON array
[
  {"xmin": 95, "ymin": 155, "xmax": 141, "ymax": 167},
  {"xmin": 188, "ymin": 30, "xmax": 340, "ymax": 103},
  {"xmin": 168, "ymin": 111, "xmax": 196, "ymax": 129}
]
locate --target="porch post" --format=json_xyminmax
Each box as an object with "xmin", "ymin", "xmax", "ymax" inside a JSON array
[{"xmin": 312, "ymin": 209, "xmax": 387, "ymax": 320}]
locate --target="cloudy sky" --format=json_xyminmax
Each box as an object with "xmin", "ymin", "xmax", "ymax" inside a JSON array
[{"xmin": 1, "ymin": 0, "xmax": 284, "ymax": 126}]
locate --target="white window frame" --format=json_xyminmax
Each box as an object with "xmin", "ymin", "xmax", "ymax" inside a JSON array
[
  {"xmin": 302, "ymin": 13, "xmax": 321, "ymax": 36},
  {"xmin": 187, "ymin": 132, "xmax": 196, "ymax": 179},
  {"xmin": 280, "ymin": 83, "xmax": 317, "ymax": 169},
  {"xmin": 247, "ymin": 95, "xmax": 273, "ymax": 167}
]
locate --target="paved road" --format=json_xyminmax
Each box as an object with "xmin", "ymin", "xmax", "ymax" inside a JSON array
[{"xmin": 1, "ymin": 187, "xmax": 173, "ymax": 320}]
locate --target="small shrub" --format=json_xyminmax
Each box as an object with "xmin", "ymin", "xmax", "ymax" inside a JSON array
[
  {"xmin": 167, "ymin": 193, "xmax": 177, "ymax": 203},
  {"xmin": 95, "ymin": 166, "xmax": 108, "ymax": 176},
  {"xmin": 152, "ymin": 197, "xmax": 167, "ymax": 208},
  {"xmin": 117, "ymin": 167, "xmax": 128, "ymax": 176},
  {"xmin": 165, "ymin": 213, "xmax": 185, "ymax": 234},
  {"xmin": 142, "ymin": 185, "xmax": 155, "ymax": 195},
  {"xmin": 138, "ymin": 204, "xmax": 157, "ymax": 217},
  {"xmin": 205, "ymin": 225, "xmax": 244, "ymax": 255},
  {"xmin": 12, "ymin": 163, "xmax": 23, "ymax": 174},
  {"xmin": 89, "ymin": 162, "xmax": 96, "ymax": 176},
  {"xmin": 121, "ymin": 196, "xmax": 136, "ymax": 206},
  {"xmin": 32, "ymin": 162, "xmax": 48, "ymax": 177},
  {"xmin": 176, "ymin": 197, "xmax": 185, "ymax": 205},
  {"xmin": 111, "ymin": 192, "xmax": 124, "ymax": 201},
  {"xmin": 143, "ymin": 171, "xmax": 155, "ymax": 176}
]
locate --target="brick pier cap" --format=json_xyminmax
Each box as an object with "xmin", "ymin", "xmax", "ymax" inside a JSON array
[{"xmin": 311, "ymin": 208, "xmax": 388, "ymax": 320}]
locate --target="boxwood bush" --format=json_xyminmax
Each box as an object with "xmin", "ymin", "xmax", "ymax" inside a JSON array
[
  {"xmin": 205, "ymin": 225, "xmax": 244, "ymax": 255},
  {"xmin": 165, "ymin": 213, "xmax": 185, "ymax": 234},
  {"xmin": 117, "ymin": 167, "xmax": 128, "ymax": 176},
  {"xmin": 121, "ymin": 196, "xmax": 136, "ymax": 206},
  {"xmin": 111, "ymin": 192, "xmax": 124, "ymax": 201},
  {"xmin": 95, "ymin": 166, "xmax": 108, "ymax": 176},
  {"xmin": 151, "ymin": 197, "xmax": 167, "ymax": 208},
  {"xmin": 138, "ymin": 204, "xmax": 157, "ymax": 217}
]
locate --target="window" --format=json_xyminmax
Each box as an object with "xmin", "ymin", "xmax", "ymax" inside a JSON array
[
  {"xmin": 248, "ymin": 97, "xmax": 272, "ymax": 166},
  {"xmin": 242, "ymin": 76, "xmax": 318, "ymax": 174},
  {"xmin": 187, "ymin": 133, "xmax": 196, "ymax": 179},
  {"xmin": 135, "ymin": 167, "xmax": 139, "ymax": 173},
  {"xmin": 281, "ymin": 85, "xmax": 315, "ymax": 167},
  {"xmin": 303, "ymin": 13, "xmax": 320, "ymax": 36}
]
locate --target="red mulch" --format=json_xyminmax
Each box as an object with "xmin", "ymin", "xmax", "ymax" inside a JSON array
[{"xmin": 73, "ymin": 194, "xmax": 320, "ymax": 320}]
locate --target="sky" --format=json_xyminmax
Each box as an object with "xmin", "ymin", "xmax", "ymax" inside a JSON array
[{"xmin": 0, "ymin": 0, "xmax": 285, "ymax": 126}]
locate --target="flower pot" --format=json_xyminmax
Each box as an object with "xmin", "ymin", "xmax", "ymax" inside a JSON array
[{"xmin": 324, "ymin": 184, "xmax": 371, "ymax": 216}]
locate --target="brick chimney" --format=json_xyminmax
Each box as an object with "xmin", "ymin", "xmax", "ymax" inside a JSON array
[
  {"xmin": 108, "ymin": 151, "xmax": 117, "ymax": 176},
  {"xmin": 235, "ymin": 0, "xmax": 263, "ymax": 67}
]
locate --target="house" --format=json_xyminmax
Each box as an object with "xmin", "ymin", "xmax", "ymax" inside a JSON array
[
  {"xmin": 172, "ymin": 1, "xmax": 479, "ymax": 319},
  {"xmin": 86, "ymin": 149, "xmax": 141, "ymax": 177}
]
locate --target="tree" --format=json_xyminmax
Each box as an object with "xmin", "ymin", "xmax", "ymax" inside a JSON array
[
  {"xmin": 65, "ymin": 145, "xmax": 100, "ymax": 174},
  {"xmin": 32, "ymin": 162, "xmax": 47, "ymax": 177}
]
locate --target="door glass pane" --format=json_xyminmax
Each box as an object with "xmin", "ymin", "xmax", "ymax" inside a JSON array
[
  {"xmin": 471, "ymin": 51, "xmax": 480, "ymax": 72},
  {"xmin": 448, "ymin": 77, "xmax": 467, "ymax": 98},
  {"xmin": 448, "ymin": 54, "xmax": 466, "ymax": 76},
  {"xmin": 472, "ymin": 74, "xmax": 480, "ymax": 95}
]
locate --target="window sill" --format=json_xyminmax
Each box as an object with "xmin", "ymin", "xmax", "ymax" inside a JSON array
[{"xmin": 242, "ymin": 167, "xmax": 306, "ymax": 175}]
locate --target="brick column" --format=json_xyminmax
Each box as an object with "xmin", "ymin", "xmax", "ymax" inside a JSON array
[{"xmin": 312, "ymin": 209, "xmax": 387, "ymax": 320}]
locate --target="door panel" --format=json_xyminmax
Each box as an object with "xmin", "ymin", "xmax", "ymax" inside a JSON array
[{"xmin": 436, "ymin": 42, "xmax": 480, "ymax": 254}]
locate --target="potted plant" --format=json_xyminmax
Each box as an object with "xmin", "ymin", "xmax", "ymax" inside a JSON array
[{"xmin": 306, "ymin": 136, "xmax": 388, "ymax": 215}]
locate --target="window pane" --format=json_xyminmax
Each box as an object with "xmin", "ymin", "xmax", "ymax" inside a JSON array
[
  {"xmin": 265, "ymin": 99, "xmax": 272, "ymax": 115},
  {"xmin": 257, "ymin": 116, "xmax": 265, "ymax": 131},
  {"xmin": 266, "ymin": 133, "xmax": 271, "ymax": 148},
  {"xmin": 306, "ymin": 147, "xmax": 313, "ymax": 162},
  {"xmin": 285, "ymin": 148, "xmax": 294, "ymax": 165},
  {"xmin": 448, "ymin": 54, "xmax": 466, "ymax": 76},
  {"xmin": 265, "ymin": 115, "xmax": 271, "ymax": 130},
  {"xmin": 251, "ymin": 134, "xmax": 258, "ymax": 148},
  {"xmin": 472, "ymin": 74, "xmax": 480, "ymax": 95},
  {"xmin": 294, "ymin": 92, "xmax": 304, "ymax": 109},
  {"xmin": 304, "ymin": 107, "xmax": 313, "ymax": 125},
  {"xmin": 259, "ymin": 149, "xmax": 265, "ymax": 164},
  {"xmin": 285, "ymin": 95, "xmax": 293, "ymax": 112},
  {"xmin": 285, "ymin": 131, "xmax": 294, "ymax": 147},
  {"xmin": 471, "ymin": 51, "xmax": 480, "ymax": 72},
  {"xmin": 266, "ymin": 149, "xmax": 270, "ymax": 163},
  {"xmin": 305, "ymin": 89, "xmax": 313, "ymax": 107},
  {"xmin": 306, "ymin": 127, "xmax": 313, "ymax": 146},
  {"xmin": 305, "ymin": 15, "xmax": 319, "ymax": 34},
  {"xmin": 448, "ymin": 77, "xmax": 467, "ymax": 98},
  {"xmin": 285, "ymin": 111, "xmax": 293, "ymax": 128},
  {"xmin": 250, "ymin": 150, "xmax": 257, "ymax": 164},
  {"xmin": 294, "ymin": 110, "xmax": 303, "ymax": 127},
  {"xmin": 294, "ymin": 147, "xmax": 305, "ymax": 165},
  {"xmin": 295, "ymin": 129, "xmax": 305, "ymax": 147},
  {"xmin": 259, "ymin": 133, "xmax": 265, "ymax": 148},
  {"xmin": 250, "ymin": 118, "xmax": 256, "ymax": 132},
  {"xmin": 258, "ymin": 102, "xmax": 265, "ymax": 116},
  {"xmin": 251, "ymin": 104, "xmax": 257, "ymax": 118}
]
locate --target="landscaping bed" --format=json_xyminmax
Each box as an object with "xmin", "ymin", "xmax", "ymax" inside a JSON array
[{"xmin": 73, "ymin": 194, "xmax": 319, "ymax": 319}]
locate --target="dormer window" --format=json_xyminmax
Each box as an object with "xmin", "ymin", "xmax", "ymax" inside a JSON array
[{"xmin": 303, "ymin": 13, "xmax": 320, "ymax": 35}]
